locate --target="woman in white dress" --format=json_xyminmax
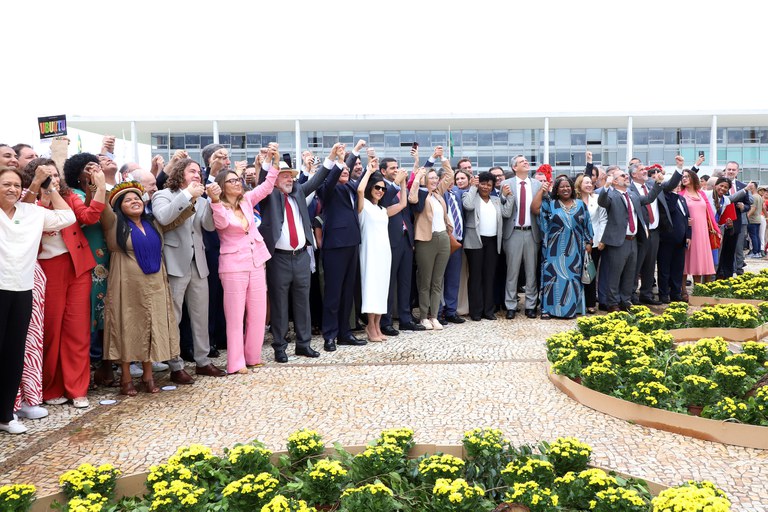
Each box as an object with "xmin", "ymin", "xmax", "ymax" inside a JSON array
[{"xmin": 357, "ymin": 159, "xmax": 407, "ymax": 342}]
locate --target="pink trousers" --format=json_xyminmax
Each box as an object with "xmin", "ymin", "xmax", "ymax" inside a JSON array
[
  {"xmin": 220, "ymin": 266, "xmax": 267, "ymax": 373},
  {"xmin": 14, "ymin": 263, "xmax": 46, "ymax": 411}
]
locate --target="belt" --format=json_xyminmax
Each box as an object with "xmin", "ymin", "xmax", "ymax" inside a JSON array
[
  {"xmin": 275, "ymin": 246, "xmax": 307, "ymax": 255},
  {"xmin": 514, "ymin": 226, "xmax": 532, "ymax": 231},
  {"xmin": 625, "ymin": 235, "xmax": 636, "ymax": 241}
]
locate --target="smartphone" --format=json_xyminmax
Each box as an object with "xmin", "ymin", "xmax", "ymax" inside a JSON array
[
  {"xmin": 313, "ymin": 156, "xmax": 320, "ymax": 166},
  {"xmin": 412, "ymin": 142, "xmax": 419, "ymax": 150},
  {"xmin": 282, "ymin": 153, "xmax": 293, "ymax": 168},
  {"xmin": 698, "ymin": 150, "xmax": 705, "ymax": 157},
  {"xmin": 40, "ymin": 176, "xmax": 52, "ymax": 190}
]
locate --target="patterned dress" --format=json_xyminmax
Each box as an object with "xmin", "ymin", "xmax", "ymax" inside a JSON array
[
  {"xmin": 74, "ymin": 189, "xmax": 110, "ymax": 331},
  {"xmin": 14, "ymin": 263, "xmax": 46, "ymax": 411},
  {"xmin": 539, "ymin": 199, "xmax": 594, "ymax": 318}
]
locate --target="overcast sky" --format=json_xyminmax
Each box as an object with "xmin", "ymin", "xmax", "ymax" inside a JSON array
[{"xmin": 4, "ymin": 0, "xmax": 765, "ymax": 151}]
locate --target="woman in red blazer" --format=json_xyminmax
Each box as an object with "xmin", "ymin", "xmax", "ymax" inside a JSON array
[
  {"xmin": 208, "ymin": 152, "xmax": 279, "ymax": 374},
  {"xmin": 23, "ymin": 158, "xmax": 106, "ymax": 409}
]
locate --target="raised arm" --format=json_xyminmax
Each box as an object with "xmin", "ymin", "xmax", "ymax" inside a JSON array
[
  {"xmin": 436, "ymin": 158, "xmax": 454, "ymax": 194},
  {"xmin": 386, "ymin": 170, "xmax": 409, "ymax": 217},
  {"xmin": 408, "ymin": 167, "xmax": 426, "ymax": 204},
  {"xmin": 357, "ymin": 157, "xmax": 377, "ymax": 214},
  {"xmin": 531, "ymin": 180, "xmax": 551, "ymax": 215}
]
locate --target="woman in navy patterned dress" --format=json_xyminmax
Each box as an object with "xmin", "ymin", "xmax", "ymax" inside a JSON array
[{"xmin": 532, "ymin": 176, "xmax": 594, "ymax": 319}]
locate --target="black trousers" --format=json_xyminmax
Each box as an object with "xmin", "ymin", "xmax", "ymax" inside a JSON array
[
  {"xmin": 383, "ymin": 234, "xmax": 414, "ymax": 328},
  {"xmin": 465, "ymin": 237, "xmax": 499, "ymax": 317},
  {"xmin": 657, "ymin": 238, "xmax": 686, "ymax": 300},
  {"xmin": 0, "ymin": 290, "xmax": 32, "ymax": 423},
  {"xmin": 717, "ymin": 228, "xmax": 738, "ymax": 278},
  {"xmin": 583, "ymin": 248, "xmax": 602, "ymax": 308}
]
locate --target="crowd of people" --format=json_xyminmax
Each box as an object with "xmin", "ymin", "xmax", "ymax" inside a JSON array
[{"xmin": 0, "ymin": 135, "xmax": 763, "ymax": 435}]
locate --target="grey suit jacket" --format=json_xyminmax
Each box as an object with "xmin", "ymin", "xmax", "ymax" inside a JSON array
[
  {"xmin": 500, "ymin": 176, "xmax": 542, "ymax": 243},
  {"xmin": 151, "ymin": 188, "xmax": 214, "ymax": 278},
  {"xmin": 629, "ymin": 169, "xmax": 683, "ymax": 231},
  {"xmin": 462, "ymin": 186, "xmax": 513, "ymax": 253},
  {"xmin": 597, "ymin": 183, "xmax": 661, "ymax": 247}
]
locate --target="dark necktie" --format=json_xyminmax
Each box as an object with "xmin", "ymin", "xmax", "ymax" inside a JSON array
[
  {"xmin": 625, "ymin": 192, "xmax": 635, "ymax": 233},
  {"xmin": 284, "ymin": 194, "xmax": 299, "ymax": 249},
  {"xmin": 518, "ymin": 181, "xmax": 526, "ymax": 226}
]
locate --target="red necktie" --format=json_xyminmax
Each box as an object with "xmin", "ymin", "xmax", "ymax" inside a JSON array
[
  {"xmin": 642, "ymin": 184, "xmax": 654, "ymax": 224},
  {"xmin": 284, "ymin": 194, "xmax": 299, "ymax": 249},
  {"xmin": 518, "ymin": 181, "xmax": 526, "ymax": 226},
  {"xmin": 625, "ymin": 192, "xmax": 635, "ymax": 234}
]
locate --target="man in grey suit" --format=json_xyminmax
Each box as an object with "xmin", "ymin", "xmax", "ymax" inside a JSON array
[
  {"xmin": 500, "ymin": 155, "xmax": 541, "ymax": 319},
  {"xmin": 597, "ymin": 169, "xmax": 664, "ymax": 312},
  {"xmin": 258, "ymin": 144, "xmax": 342, "ymax": 362},
  {"xmin": 152, "ymin": 158, "xmax": 225, "ymax": 382}
]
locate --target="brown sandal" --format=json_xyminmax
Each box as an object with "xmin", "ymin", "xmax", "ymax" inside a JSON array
[
  {"xmin": 141, "ymin": 379, "xmax": 160, "ymax": 394},
  {"xmin": 120, "ymin": 380, "xmax": 137, "ymax": 397}
]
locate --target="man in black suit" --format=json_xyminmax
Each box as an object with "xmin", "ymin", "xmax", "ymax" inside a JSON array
[
  {"xmin": 597, "ymin": 169, "xmax": 664, "ymax": 312},
  {"xmin": 719, "ymin": 160, "xmax": 752, "ymax": 278},
  {"xmin": 628, "ymin": 157, "xmax": 683, "ymax": 304},
  {"xmin": 316, "ymin": 143, "xmax": 367, "ymax": 352},
  {"xmin": 258, "ymin": 144, "xmax": 342, "ymax": 362},
  {"xmin": 657, "ymin": 184, "xmax": 691, "ymax": 303},
  {"xmin": 380, "ymin": 157, "xmax": 426, "ymax": 335}
]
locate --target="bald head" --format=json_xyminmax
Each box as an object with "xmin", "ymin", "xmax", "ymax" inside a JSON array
[{"xmin": 129, "ymin": 168, "xmax": 157, "ymax": 198}]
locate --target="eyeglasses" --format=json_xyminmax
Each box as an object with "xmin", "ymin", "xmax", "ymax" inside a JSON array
[
  {"xmin": 224, "ymin": 178, "xmax": 241, "ymax": 185},
  {"xmin": 373, "ymin": 185, "xmax": 387, "ymax": 192}
]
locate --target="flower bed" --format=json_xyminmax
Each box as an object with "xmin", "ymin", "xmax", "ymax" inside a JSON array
[
  {"xmin": 692, "ymin": 270, "xmax": 768, "ymax": 302},
  {"xmin": 6, "ymin": 428, "xmax": 731, "ymax": 512},
  {"xmin": 547, "ymin": 311, "xmax": 768, "ymax": 446}
]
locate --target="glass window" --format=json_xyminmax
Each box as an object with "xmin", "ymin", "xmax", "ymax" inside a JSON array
[
  {"xmin": 478, "ymin": 131, "xmax": 493, "ymax": 146},
  {"xmin": 586, "ymin": 129, "xmax": 602, "ymax": 145},
  {"xmin": 492, "ymin": 130, "xmax": 507, "ymax": 145},
  {"xmin": 527, "ymin": 153, "xmax": 537, "ymax": 165},
  {"xmin": 761, "ymin": 147, "xmax": 768, "ymax": 165},
  {"xmin": 185, "ymin": 134, "xmax": 200, "ymax": 146},
  {"xmin": 478, "ymin": 155, "xmax": 493, "ymax": 168},
  {"xmin": 716, "ymin": 128, "xmax": 725, "ymax": 143},
  {"xmin": 509, "ymin": 130, "xmax": 524, "ymax": 146},
  {"xmin": 744, "ymin": 128, "xmax": 759, "ymax": 143},
  {"xmin": 353, "ymin": 132, "xmax": 368, "ymax": 143},
  {"xmin": 607, "ymin": 129, "xmax": 617, "ymax": 146},
  {"xmin": 633, "ymin": 129, "xmax": 648, "ymax": 145},
  {"xmin": 414, "ymin": 131, "xmax": 429, "ymax": 147},
  {"xmin": 369, "ymin": 132, "xmax": 385, "ymax": 145},
  {"xmin": 201, "ymin": 135, "xmax": 213, "ymax": 147},
  {"xmin": 261, "ymin": 133, "xmax": 276, "ymax": 145},
  {"xmin": 680, "ymin": 129, "xmax": 695, "ymax": 143},
  {"xmin": 664, "ymin": 148, "xmax": 679, "ymax": 165},
  {"xmin": 385, "ymin": 132, "xmax": 400, "ymax": 148},
  {"xmin": 246, "ymin": 133, "xmax": 261, "ymax": 146},
  {"xmin": 463, "ymin": 131, "xmax": 478, "ymax": 146},
  {"xmin": 450, "ymin": 131, "xmax": 462, "ymax": 146},
  {"xmin": 631, "ymin": 150, "xmax": 647, "ymax": 164},
  {"xmin": 231, "ymin": 134, "xmax": 246, "ymax": 149},
  {"xmin": 338, "ymin": 132, "xmax": 353, "ymax": 145},
  {"xmin": 680, "ymin": 147, "xmax": 696, "ymax": 163},
  {"xmin": 323, "ymin": 133, "xmax": 338, "ymax": 147},
  {"xmin": 727, "ymin": 129, "xmax": 743, "ymax": 144},
  {"xmin": 152, "ymin": 134, "xmax": 168, "ymax": 146},
  {"xmin": 277, "ymin": 132, "xmax": 293, "ymax": 147},
  {"xmin": 618, "ymin": 147, "xmax": 627, "ymax": 164},
  {"xmin": 617, "ymin": 130, "xmax": 627, "ymax": 144},
  {"xmin": 727, "ymin": 147, "xmax": 742, "ymax": 163},
  {"xmin": 572, "ymin": 152, "xmax": 586, "ymax": 167},
  {"xmin": 649, "ymin": 147, "xmax": 664, "ymax": 164},
  {"xmin": 605, "ymin": 150, "xmax": 617, "ymax": 166},
  {"xmin": 759, "ymin": 129, "xmax": 768, "ymax": 144},
  {"xmin": 431, "ymin": 131, "xmax": 447, "ymax": 146},
  {"xmin": 648, "ymin": 129, "xmax": 664, "ymax": 144},
  {"xmin": 571, "ymin": 131, "xmax": 586, "ymax": 146},
  {"xmin": 554, "ymin": 129, "xmax": 570, "ymax": 146},
  {"xmin": 695, "ymin": 129, "xmax": 710, "ymax": 145},
  {"xmin": 717, "ymin": 148, "xmax": 727, "ymax": 164},
  {"xmin": 170, "ymin": 134, "xmax": 185, "ymax": 150},
  {"xmin": 555, "ymin": 151, "xmax": 571, "ymax": 166},
  {"xmin": 744, "ymin": 147, "xmax": 759, "ymax": 165},
  {"xmin": 664, "ymin": 129, "xmax": 679, "ymax": 145}
]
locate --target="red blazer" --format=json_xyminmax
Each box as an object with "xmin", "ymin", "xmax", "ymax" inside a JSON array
[{"xmin": 42, "ymin": 193, "xmax": 104, "ymax": 277}]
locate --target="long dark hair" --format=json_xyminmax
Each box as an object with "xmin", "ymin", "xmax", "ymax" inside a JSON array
[
  {"xmin": 364, "ymin": 171, "xmax": 386, "ymax": 205},
  {"xmin": 113, "ymin": 191, "xmax": 155, "ymax": 254},
  {"xmin": 23, "ymin": 158, "xmax": 71, "ymax": 197}
]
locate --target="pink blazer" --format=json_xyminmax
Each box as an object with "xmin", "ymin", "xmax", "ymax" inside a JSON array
[{"xmin": 211, "ymin": 167, "xmax": 279, "ymax": 273}]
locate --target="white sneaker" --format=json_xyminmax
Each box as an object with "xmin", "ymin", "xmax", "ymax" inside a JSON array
[
  {"xmin": 44, "ymin": 397, "xmax": 68, "ymax": 405},
  {"xmin": 16, "ymin": 403, "xmax": 49, "ymax": 420},
  {"xmin": 129, "ymin": 363, "xmax": 143, "ymax": 377},
  {"xmin": 0, "ymin": 420, "xmax": 28, "ymax": 434},
  {"xmin": 430, "ymin": 318, "xmax": 444, "ymax": 330},
  {"xmin": 420, "ymin": 319, "xmax": 433, "ymax": 330},
  {"xmin": 72, "ymin": 397, "xmax": 89, "ymax": 409},
  {"xmin": 152, "ymin": 362, "xmax": 169, "ymax": 372}
]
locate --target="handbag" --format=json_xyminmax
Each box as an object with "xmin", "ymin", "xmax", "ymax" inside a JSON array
[
  {"xmin": 706, "ymin": 212, "xmax": 721, "ymax": 250},
  {"xmin": 449, "ymin": 233, "xmax": 462, "ymax": 254},
  {"xmin": 581, "ymin": 250, "xmax": 596, "ymax": 284}
]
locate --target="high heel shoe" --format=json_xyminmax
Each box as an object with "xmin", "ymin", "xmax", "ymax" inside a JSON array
[
  {"xmin": 93, "ymin": 365, "xmax": 117, "ymax": 387},
  {"xmin": 365, "ymin": 327, "xmax": 383, "ymax": 342},
  {"xmin": 140, "ymin": 379, "xmax": 160, "ymax": 394},
  {"xmin": 120, "ymin": 380, "xmax": 137, "ymax": 397}
]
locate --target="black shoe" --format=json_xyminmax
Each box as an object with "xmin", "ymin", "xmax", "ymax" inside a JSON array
[
  {"xmin": 337, "ymin": 334, "xmax": 367, "ymax": 346},
  {"xmin": 670, "ymin": 295, "xmax": 683, "ymax": 302},
  {"xmin": 295, "ymin": 346, "xmax": 320, "ymax": 358},
  {"xmin": 482, "ymin": 314, "xmax": 497, "ymax": 321},
  {"xmin": 208, "ymin": 348, "xmax": 221, "ymax": 358},
  {"xmin": 598, "ymin": 303, "xmax": 607, "ymax": 312},
  {"xmin": 352, "ymin": 323, "xmax": 365, "ymax": 332},
  {"xmin": 381, "ymin": 325, "xmax": 400, "ymax": 336},
  {"xmin": 524, "ymin": 309, "xmax": 537, "ymax": 319},
  {"xmin": 444, "ymin": 314, "xmax": 465, "ymax": 324},
  {"xmin": 274, "ymin": 350, "xmax": 288, "ymax": 363},
  {"xmin": 438, "ymin": 317, "xmax": 448, "ymax": 326},
  {"xmin": 471, "ymin": 315, "xmax": 481, "ymax": 321},
  {"xmin": 506, "ymin": 310, "xmax": 516, "ymax": 320},
  {"xmin": 619, "ymin": 301, "xmax": 633, "ymax": 312},
  {"xmin": 323, "ymin": 339, "xmax": 337, "ymax": 352},
  {"xmin": 357, "ymin": 315, "xmax": 368, "ymax": 326},
  {"xmin": 181, "ymin": 350, "xmax": 195, "ymax": 363},
  {"xmin": 639, "ymin": 296, "xmax": 662, "ymax": 306},
  {"xmin": 658, "ymin": 296, "xmax": 671, "ymax": 304},
  {"xmin": 400, "ymin": 321, "xmax": 426, "ymax": 331}
]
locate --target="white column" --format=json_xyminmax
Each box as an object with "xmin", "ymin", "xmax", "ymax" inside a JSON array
[
  {"xmin": 295, "ymin": 119, "xmax": 301, "ymax": 169},
  {"xmin": 130, "ymin": 121, "xmax": 138, "ymax": 163},
  {"xmin": 626, "ymin": 117, "xmax": 633, "ymax": 167},
  {"xmin": 710, "ymin": 115, "xmax": 718, "ymax": 167},
  {"xmin": 213, "ymin": 121, "xmax": 219, "ymax": 144},
  {"xmin": 543, "ymin": 117, "xmax": 550, "ymax": 165}
]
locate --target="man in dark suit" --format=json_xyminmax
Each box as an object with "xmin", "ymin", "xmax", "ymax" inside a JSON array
[
  {"xmin": 719, "ymin": 160, "xmax": 752, "ymax": 278},
  {"xmin": 628, "ymin": 158, "xmax": 683, "ymax": 304},
  {"xmin": 316, "ymin": 143, "xmax": 367, "ymax": 352},
  {"xmin": 440, "ymin": 157, "xmax": 470, "ymax": 324},
  {"xmin": 597, "ymin": 169, "xmax": 664, "ymax": 312},
  {"xmin": 657, "ymin": 185, "xmax": 691, "ymax": 303},
  {"xmin": 258, "ymin": 144, "xmax": 342, "ymax": 362},
  {"xmin": 380, "ymin": 157, "xmax": 426, "ymax": 336}
]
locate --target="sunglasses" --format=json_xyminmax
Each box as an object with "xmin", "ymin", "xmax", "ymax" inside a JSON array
[{"xmin": 373, "ymin": 184, "xmax": 387, "ymax": 192}]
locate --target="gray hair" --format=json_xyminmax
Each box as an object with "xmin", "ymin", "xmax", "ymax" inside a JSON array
[
  {"xmin": 628, "ymin": 163, "xmax": 641, "ymax": 175},
  {"xmin": 201, "ymin": 143, "xmax": 225, "ymax": 168},
  {"xmin": 726, "ymin": 160, "xmax": 740, "ymax": 170},
  {"xmin": 605, "ymin": 165, "xmax": 620, "ymax": 177},
  {"xmin": 510, "ymin": 155, "xmax": 525, "ymax": 169}
]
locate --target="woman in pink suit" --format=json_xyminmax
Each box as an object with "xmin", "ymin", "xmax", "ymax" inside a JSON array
[
  {"xmin": 679, "ymin": 170, "xmax": 719, "ymax": 287},
  {"xmin": 208, "ymin": 149, "xmax": 280, "ymax": 374}
]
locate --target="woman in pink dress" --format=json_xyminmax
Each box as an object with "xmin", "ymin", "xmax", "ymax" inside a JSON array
[{"xmin": 680, "ymin": 170, "xmax": 718, "ymax": 287}]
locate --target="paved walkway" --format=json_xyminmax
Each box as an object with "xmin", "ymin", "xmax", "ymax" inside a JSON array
[{"xmin": 2, "ymin": 263, "xmax": 768, "ymax": 511}]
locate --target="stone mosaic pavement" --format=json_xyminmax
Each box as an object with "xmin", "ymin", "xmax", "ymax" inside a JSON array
[{"xmin": 2, "ymin": 260, "xmax": 768, "ymax": 510}]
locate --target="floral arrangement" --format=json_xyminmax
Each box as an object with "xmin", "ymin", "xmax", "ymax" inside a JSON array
[
  {"xmin": 377, "ymin": 427, "xmax": 415, "ymax": 452},
  {"xmin": 348, "ymin": 442, "xmax": 405, "ymax": 483},
  {"xmin": 15, "ymin": 430, "xmax": 733, "ymax": 512},
  {"xmin": 651, "ymin": 480, "xmax": 731, "ymax": 511},
  {"xmin": 549, "ymin": 315, "xmax": 768, "ymax": 424},
  {"xmin": 0, "ymin": 484, "xmax": 36, "ymax": 512},
  {"xmin": 693, "ymin": 269, "xmax": 768, "ymax": 300},
  {"xmin": 58, "ymin": 463, "xmax": 121, "ymax": 501},
  {"xmin": 286, "ymin": 429, "xmax": 325, "ymax": 463},
  {"xmin": 225, "ymin": 441, "xmax": 274, "ymax": 478}
]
